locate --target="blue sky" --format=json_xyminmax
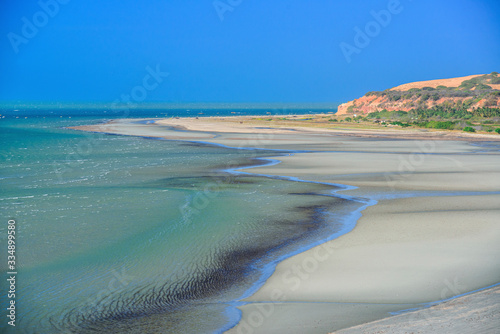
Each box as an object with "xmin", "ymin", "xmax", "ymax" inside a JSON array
[{"xmin": 1, "ymin": 0, "xmax": 499, "ymax": 104}]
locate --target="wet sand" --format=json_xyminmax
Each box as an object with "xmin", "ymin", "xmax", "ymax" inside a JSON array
[
  {"xmin": 333, "ymin": 285, "xmax": 500, "ymax": 334},
  {"xmin": 70, "ymin": 116, "xmax": 500, "ymax": 333}
]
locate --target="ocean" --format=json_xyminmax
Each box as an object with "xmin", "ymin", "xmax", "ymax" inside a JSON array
[{"xmin": 0, "ymin": 111, "xmax": 364, "ymax": 333}]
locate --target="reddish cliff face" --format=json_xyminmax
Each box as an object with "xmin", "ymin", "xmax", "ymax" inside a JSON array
[{"xmin": 337, "ymin": 73, "xmax": 500, "ymax": 115}]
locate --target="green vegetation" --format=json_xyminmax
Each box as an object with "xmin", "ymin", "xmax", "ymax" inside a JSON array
[
  {"xmin": 411, "ymin": 106, "xmax": 500, "ymax": 118},
  {"xmin": 459, "ymin": 74, "xmax": 497, "ymax": 90},
  {"xmin": 363, "ymin": 73, "xmax": 500, "ymax": 105},
  {"xmin": 247, "ymin": 108, "xmax": 499, "ymax": 135},
  {"xmin": 425, "ymin": 120, "xmax": 455, "ymax": 130},
  {"xmin": 366, "ymin": 106, "xmax": 500, "ymax": 120},
  {"xmin": 344, "ymin": 73, "xmax": 500, "ymax": 133},
  {"xmin": 346, "ymin": 105, "xmax": 357, "ymax": 113},
  {"xmin": 389, "ymin": 121, "xmax": 411, "ymax": 127},
  {"xmin": 367, "ymin": 110, "xmax": 409, "ymax": 119},
  {"xmin": 362, "ymin": 106, "xmax": 500, "ymax": 133}
]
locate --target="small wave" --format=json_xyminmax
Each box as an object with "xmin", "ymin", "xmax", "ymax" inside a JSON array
[{"xmin": 0, "ymin": 195, "xmax": 35, "ymax": 201}]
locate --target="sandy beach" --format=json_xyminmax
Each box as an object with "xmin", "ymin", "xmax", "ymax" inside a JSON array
[
  {"xmin": 333, "ymin": 284, "xmax": 500, "ymax": 334},
  {"xmin": 70, "ymin": 116, "xmax": 500, "ymax": 333}
]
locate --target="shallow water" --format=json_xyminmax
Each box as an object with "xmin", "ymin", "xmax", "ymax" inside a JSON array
[{"xmin": 0, "ymin": 117, "xmax": 365, "ymax": 333}]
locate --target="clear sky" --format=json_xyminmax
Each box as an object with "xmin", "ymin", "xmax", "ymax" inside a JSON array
[{"xmin": 1, "ymin": 0, "xmax": 499, "ymax": 105}]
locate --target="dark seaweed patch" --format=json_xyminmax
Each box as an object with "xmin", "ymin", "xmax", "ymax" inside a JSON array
[
  {"xmin": 51, "ymin": 205, "xmax": 336, "ymax": 333},
  {"xmin": 141, "ymin": 175, "xmax": 257, "ymax": 190}
]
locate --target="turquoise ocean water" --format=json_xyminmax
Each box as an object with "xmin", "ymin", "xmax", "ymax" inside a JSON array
[{"xmin": 0, "ymin": 112, "xmax": 364, "ymax": 333}]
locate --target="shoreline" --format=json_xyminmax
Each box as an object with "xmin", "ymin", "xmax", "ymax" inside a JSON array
[
  {"xmin": 154, "ymin": 115, "xmax": 500, "ymax": 141},
  {"xmin": 68, "ymin": 124, "xmax": 379, "ymax": 332},
  {"xmin": 68, "ymin": 116, "xmax": 500, "ymax": 333},
  {"xmin": 333, "ymin": 283, "xmax": 500, "ymax": 333},
  {"xmin": 69, "ymin": 114, "xmax": 500, "ymax": 143},
  {"xmin": 228, "ymin": 155, "xmax": 377, "ymax": 304}
]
